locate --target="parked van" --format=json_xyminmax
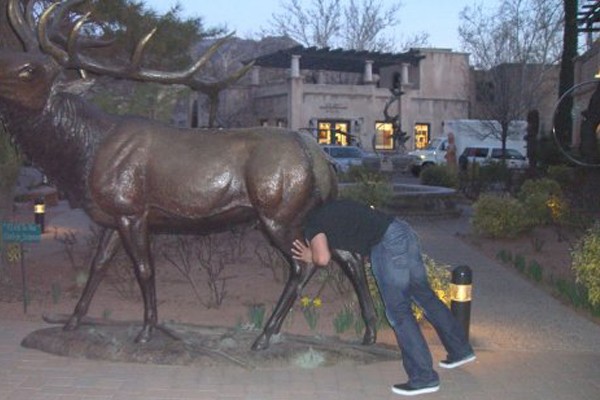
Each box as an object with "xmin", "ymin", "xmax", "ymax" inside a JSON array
[{"xmin": 459, "ymin": 146, "xmax": 528, "ymax": 170}]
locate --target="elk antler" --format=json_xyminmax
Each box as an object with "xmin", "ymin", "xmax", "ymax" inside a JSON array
[
  {"xmin": 37, "ymin": 0, "xmax": 253, "ymax": 93},
  {"xmin": 8, "ymin": 0, "xmax": 114, "ymax": 53},
  {"xmin": 8, "ymin": 0, "xmax": 39, "ymax": 52}
]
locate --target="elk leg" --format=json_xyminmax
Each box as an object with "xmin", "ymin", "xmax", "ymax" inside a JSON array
[
  {"xmin": 65, "ymin": 228, "xmax": 120, "ymax": 331},
  {"xmin": 117, "ymin": 215, "xmax": 157, "ymax": 343},
  {"xmin": 252, "ymin": 250, "xmax": 316, "ymax": 351},
  {"xmin": 333, "ymin": 250, "xmax": 378, "ymax": 345}
]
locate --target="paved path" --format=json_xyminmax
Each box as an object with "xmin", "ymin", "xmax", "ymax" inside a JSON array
[{"xmin": 1, "ymin": 205, "xmax": 599, "ymax": 399}]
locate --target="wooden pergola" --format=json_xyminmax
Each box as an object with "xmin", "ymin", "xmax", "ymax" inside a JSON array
[
  {"xmin": 250, "ymin": 45, "xmax": 424, "ymax": 74},
  {"xmin": 579, "ymin": 0, "xmax": 600, "ymax": 46}
]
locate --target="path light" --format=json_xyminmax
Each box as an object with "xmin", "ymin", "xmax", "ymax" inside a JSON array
[
  {"xmin": 450, "ymin": 265, "xmax": 472, "ymax": 340},
  {"xmin": 34, "ymin": 197, "xmax": 45, "ymax": 233}
]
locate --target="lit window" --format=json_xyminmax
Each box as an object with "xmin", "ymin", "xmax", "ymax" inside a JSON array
[
  {"xmin": 317, "ymin": 121, "xmax": 350, "ymax": 145},
  {"xmin": 318, "ymin": 122, "xmax": 331, "ymax": 144},
  {"xmin": 414, "ymin": 123, "xmax": 430, "ymax": 149},
  {"xmin": 375, "ymin": 122, "xmax": 394, "ymax": 150}
]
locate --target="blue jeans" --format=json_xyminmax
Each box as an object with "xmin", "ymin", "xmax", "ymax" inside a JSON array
[{"xmin": 370, "ymin": 219, "xmax": 473, "ymax": 386}]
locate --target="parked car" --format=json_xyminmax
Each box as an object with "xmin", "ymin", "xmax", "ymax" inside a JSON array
[
  {"xmin": 459, "ymin": 146, "xmax": 528, "ymax": 169},
  {"xmin": 321, "ymin": 145, "xmax": 380, "ymax": 173}
]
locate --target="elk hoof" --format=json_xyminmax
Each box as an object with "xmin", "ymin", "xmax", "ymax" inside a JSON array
[
  {"xmin": 361, "ymin": 326, "xmax": 377, "ymax": 345},
  {"xmin": 134, "ymin": 327, "xmax": 154, "ymax": 343},
  {"xmin": 63, "ymin": 316, "xmax": 80, "ymax": 331},
  {"xmin": 251, "ymin": 334, "xmax": 270, "ymax": 351}
]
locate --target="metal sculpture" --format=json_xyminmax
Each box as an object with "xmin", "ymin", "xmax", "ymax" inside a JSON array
[
  {"xmin": 383, "ymin": 87, "xmax": 408, "ymax": 151},
  {"xmin": 0, "ymin": 0, "xmax": 378, "ymax": 350}
]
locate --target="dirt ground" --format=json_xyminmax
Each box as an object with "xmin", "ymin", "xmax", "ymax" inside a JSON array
[
  {"xmin": 0, "ymin": 199, "xmax": 593, "ymax": 364},
  {"xmin": 0, "ymin": 200, "xmax": 402, "ymax": 351}
]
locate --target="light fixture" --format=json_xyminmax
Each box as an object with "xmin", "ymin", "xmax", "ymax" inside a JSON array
[{"xmin": 34, "ymin": 197, "xmax": 45, "ymax": 233}]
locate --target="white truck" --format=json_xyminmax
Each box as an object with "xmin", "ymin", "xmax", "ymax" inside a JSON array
[{"xmin": 408, "ymin": 119, "xmax": 528, "ymax": 176}]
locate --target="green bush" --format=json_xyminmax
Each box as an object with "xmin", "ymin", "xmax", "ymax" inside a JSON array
[
  {"xmin": 366, "ymin": 255, "xmax": 451, "ymax": 325},
  {"xmin": 420, "ymin": 165, "xmax": 458, "ymax": 188},
  {"xmin": 546, "ymin": 165, "xmax": 576, "ymax": 191},
  {"xmin": 339, "ymin": 168, "xmax": 393, "ymax": 208},
  {"xmin": 472, "ymin": 194, "xmax": 532, "ymax": 238},
  {"xmin": 496, "ymin": 249, "xmax": 513, "ymax": 263},
  {"xmin": 478, "ymin": 162, "xmax": 511, "ymax": 188},
  {"xmin": 518, "ymin": 178, "xmax": 562, "ymax": 200},
  {"xmin": 0, "ymin": 126, "xmax": 22, "ymax": 207},
  {"xmin": 527, "ymin": 260, "xmax": 543, "ymax": 283},
  {"xmin": 514, "ymin": 253, "xmax": 526, "ymax": 273},
  {"xmin": 412, "ymin": 255, "xmax": 452, "ymax": 322},
  {"xmin": 571, "ymin": 223, "xmax": 600, "ymax": 307},
  {"xmin": 517, "ymin": 178, "xmax": 563, "ymax": 225}
]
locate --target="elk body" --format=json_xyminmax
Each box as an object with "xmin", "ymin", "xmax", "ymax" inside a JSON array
[{"xmin": 0, "ymin": 0, "xmax": 378, "ymax": 350}]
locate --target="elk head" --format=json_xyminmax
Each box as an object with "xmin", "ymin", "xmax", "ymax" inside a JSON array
[{"xmin": 2, "ymin": 0, "xmax": 253, "ymax": 111}]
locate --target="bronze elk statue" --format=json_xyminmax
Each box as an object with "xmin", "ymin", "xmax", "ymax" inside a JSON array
[{"xmin": 0, "ymin": 0, "xmax": 378, "ymax": 350}]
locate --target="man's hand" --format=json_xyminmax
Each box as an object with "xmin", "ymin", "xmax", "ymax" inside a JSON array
[
  {"xmin": 292, "ymin": 234, "xmax": 331, "ymax": 267},
  {"xmin": 291, "ymin": 239, "xmax": 313, "ymax": 264}
]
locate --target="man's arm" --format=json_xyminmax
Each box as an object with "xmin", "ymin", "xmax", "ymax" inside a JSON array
[{"xmin": 291, "ymin": 233, "xmax": 331, "ymax": 266}]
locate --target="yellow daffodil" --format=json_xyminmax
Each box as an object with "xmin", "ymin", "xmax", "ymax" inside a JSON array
[{"xmin": 300, "ymin": 296, "xmax": 311, "ymax": 307}]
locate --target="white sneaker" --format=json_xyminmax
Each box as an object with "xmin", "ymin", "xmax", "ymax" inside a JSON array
[
  {"xmin": 392, "ymin": 382, "xmax": 440, "ymax": 396},
  {"xmin": 438, "ymin": 353, "xmax": 476, "ymax": 369}
]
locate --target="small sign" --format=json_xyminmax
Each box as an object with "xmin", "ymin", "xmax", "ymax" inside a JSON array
[{"xmin": 1, "ymin": 222, "xmax": 41, "ymax": 243}]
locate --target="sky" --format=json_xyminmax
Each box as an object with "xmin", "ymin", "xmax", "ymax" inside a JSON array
[{"xmin": 141, "ymin": 0, "xmax": 495, "ymax": 52}]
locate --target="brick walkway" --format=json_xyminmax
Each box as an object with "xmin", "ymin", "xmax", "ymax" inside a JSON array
[{"xmin": 1, "ymin": 206, "xmax": 599, "ymax": 399}]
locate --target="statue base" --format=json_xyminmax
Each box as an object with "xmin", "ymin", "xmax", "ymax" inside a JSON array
[{"xmin": 21, "ymin": 314, "xmax": 400, "ymax": 369}]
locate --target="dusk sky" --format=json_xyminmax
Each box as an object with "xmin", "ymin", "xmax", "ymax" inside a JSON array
[{"xmin": 142, "ymin": 0, "xmax": 498, "ymax": 52}]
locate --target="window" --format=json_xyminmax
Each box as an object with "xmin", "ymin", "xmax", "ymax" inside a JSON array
[
  {"xmin": 414, "ymin": 123, "xmax": 430, "ymax": 149},
  {"xmin": 375, "ymin": 122, "xmax": 394, "ymax": 150},
  {"xmin": 318, "ymin": 120, "xmax": 350, "ymax": 145},
  {"xmin": 491, "ymin": 148, "xmax": 525, "ymax": 160},
  {"xmin": 462, "ymin": 147, "xmax": 489, "ymax": 158},
  {"xmin": 327, "ymin": 146, "xmax": 362, "ymax": 158},
  {"xmin": 276, "ymin": 119, "xmax": 287, "ymax": 128},
  {"xmin": 260, "ymin": 119, "xmax": 269, "ymax": 126}
]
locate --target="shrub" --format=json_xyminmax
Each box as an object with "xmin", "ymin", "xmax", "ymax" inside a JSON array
[
  {"xmin": 571, "ymin": 223, "xmax": 600, "ymax": 307},
  {"xmin": 366, "ymin": 254, "xmax": 451, "ymax": 325},
  {"xmin": 514, "ymin": 253, "xmax": 526, "ymax": 273},
  {"xmin": 332, "ymin": 303, "xmax": 355, "ymax": 334},
  {"xmin": 527, "ymin": 260, "xmax": 543, "ymax": 283},
  {"xmin": 339, "ymin": 168, "xmax": 393, "ymax": 208},
  {"xmin": 496, "ymin": 249, "xmax": 513, "ymax": 263},
  {"xmin": 420, "ymin": 165, "xmax": 458, "ymax": 188},
  {"xmin": 472, "ymin": 194, "xmax": 532, "ymax": 238},
  {"xmin": 546, "ymin": 165, "xmax": 576, "ymax": 191},
  {"xmin": 413, "ymin": 255, "xmax": 452, "ymax": 322},
  {"xmin": 517, "ymin": 178, "xmax": 563, "ymax": 225},
  {"xmin": 478, "ymin": 162, "xmax": 511, "ymax": 189},
  {"xmin": 0, "ymin": 126, "xmax": 22, "ymax": 210}
]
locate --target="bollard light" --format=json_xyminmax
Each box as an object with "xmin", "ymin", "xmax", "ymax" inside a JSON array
[
  {"xmin": 450, "ymin": 265, "xmax": 472, "ymax": 340},
  {"xmin": 34, "ymin": 197, "xmax": 45, "ymax": 233}
]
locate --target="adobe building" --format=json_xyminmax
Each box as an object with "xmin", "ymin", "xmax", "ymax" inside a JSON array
[
  {"xmin": 185, "ymin": 43, "xmax": 558, "ymax": 154},
  {"xmin": 246, "ymin": 46, "xmax": 471, "ymax": 153}
]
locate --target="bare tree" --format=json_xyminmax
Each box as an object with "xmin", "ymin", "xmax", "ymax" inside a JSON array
[
  {"xmin": 459, "ymin": 0, "xmax": 564, "ymax": 154},
  {"xmin": 397, "ymin": 31, "xmax": 430, "ymax": 51},
  {"xmin": 268, "ymin": 0, "xmax": 416, "ymax": 51},
  {"xmin": 342, "ymin": 0, "xmax": 400, "ymax": 51},
  {"xmin": 460, "ymin": 0, "xmax": 563, "ymax": 69},
  {"xmin": 271, "ymin": 0, "xmax": 342, "ymax": 48}
]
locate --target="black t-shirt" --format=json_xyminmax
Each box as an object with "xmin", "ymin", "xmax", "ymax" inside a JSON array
[{"xmin": 304, "ymin": 199, "xmax": 394, "ymax": 255}]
